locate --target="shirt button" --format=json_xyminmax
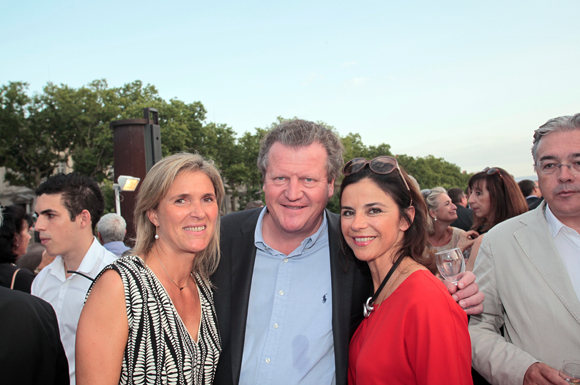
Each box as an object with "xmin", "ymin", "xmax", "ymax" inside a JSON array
[
  {"xmin": 279, "ymin": 290, "xmax": 284, "ymax": 295},
  {"xmin": 283, "ymin": 258, "xmax": 288, "ymax": 263},
  {"xmin": 273, "ymin": 323, "xmax": 278, "ymax": 329},
  {"xmin": 265, "ymin": 358, "xmax": 271, "ymax": 364}
]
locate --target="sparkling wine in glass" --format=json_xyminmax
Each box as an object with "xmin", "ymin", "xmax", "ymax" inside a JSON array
[
  {"xmin": 435, "ymin": 248, "xmax": 465, "ymax": 285},
  {"xmin": 560, "ymin": 360, "xmax": 580, "ymax": 383}
]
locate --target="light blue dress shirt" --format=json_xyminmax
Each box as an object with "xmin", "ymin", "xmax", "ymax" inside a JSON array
[
  {"xmin": 102, "ymin": 241, "xmax": 129, "ymax": 257},
  {"xmin": 239, "ymin": 208, "xmax": 335, "ymax": 385}
]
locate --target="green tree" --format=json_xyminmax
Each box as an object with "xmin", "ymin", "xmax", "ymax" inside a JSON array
[
  {"xmin": 0, "ymin": 82, "xmax": 67, "ymax": 188},
  {"xmin": 0, "ymin": 79, "xmax": 207, "ymax": 190},
  {"xmin": 396, "ymin": 154, "xmax": 471, "ymax": 190}
]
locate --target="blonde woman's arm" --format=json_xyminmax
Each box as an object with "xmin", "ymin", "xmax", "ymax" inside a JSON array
[{"xmin": 76, "ymin": 270, "xmax": 128, "ymax": 385}]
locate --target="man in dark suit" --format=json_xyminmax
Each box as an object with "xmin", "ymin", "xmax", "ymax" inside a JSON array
[
  {"xmin": 211, "ymin": 119, "xmax": 484, "ymax": 385},
  {"xmin": 0, "ymin": 286, "xmax": 69, "ymax": 384},
  {"xmin": 518, "ymin": 179, "xmax": 543, "ymax": 210},
  {"xmin": 448, "ymin": 188, "xmax": 474, "ymax": 231}
]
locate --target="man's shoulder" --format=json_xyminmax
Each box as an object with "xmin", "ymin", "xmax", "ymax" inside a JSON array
[
  {"xmin": 0, "ymin": 285, "xmax": 54, "ymax": 315},
  {"xmin": 221, "ymin": 208, "xmax": 261, "ymax": 234},
  {"xmin": 486, "ymin": 207, "xmax": 545, "ymax": 241},
  {"xmin": 86, "ymin": 241, "xmax": 117, "ymax": 273}
]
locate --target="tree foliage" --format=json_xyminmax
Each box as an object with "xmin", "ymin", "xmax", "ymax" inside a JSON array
[{"xmin": 0, "ymin": 80, "xmax": 472, "ymax": 213}]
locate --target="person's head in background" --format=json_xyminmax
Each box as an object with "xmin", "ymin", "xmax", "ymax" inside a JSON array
[
  {"xmin": 468, "ymin": 167, "xmax": 528, "ymax": 232},
  {"xmin": 517, "ymin": 179, "xmax": 542, "ymax": 199},
  {"xmin": 448, "ymin": 187, "xmax": 468, "ymax": 207},
  {"xmin": 97, "ymin": 213, "xmax": 127, "ymax": 244},
  {"xmin": 0, "ymin": 205, "xmax": 32, "ymax": 263}
]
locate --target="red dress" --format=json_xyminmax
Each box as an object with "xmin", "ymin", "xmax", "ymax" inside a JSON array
[{"xmin": 348, "ymin": 270, "xmax": 473, "ymax": 385}]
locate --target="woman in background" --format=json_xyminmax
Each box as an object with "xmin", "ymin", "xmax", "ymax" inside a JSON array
[
  {"xmin": 466, "ymin": 167, "xmax": 528, "ymax": 271},
  {"xmin": 77, "ymin": 153, "xmax": 224, "ymax": 385},
  {"xmin": 0, "ymin": 205, "xmax": 34, "ymax": 292},
  {"xmin": 341, "ymin": 156, "xmax": 472, "ymax": 385},
  {"xmin": 423, "ymin": 187, "xmax": 478, "ymax": 254}
]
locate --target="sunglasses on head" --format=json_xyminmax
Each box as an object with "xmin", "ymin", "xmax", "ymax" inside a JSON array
[
  {"xmin": 343, "ymin": 156, "xmax": 413, "ymax": 205},
  {"xmin": 483, "ymin": 167, "xmax": 504, "ymax": 182}
]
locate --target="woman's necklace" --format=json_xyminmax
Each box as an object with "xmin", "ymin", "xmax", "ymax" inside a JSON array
[
  {"xmin": 151, "ymin": 247, "xmax": 192, "ymax": 291},
  {"xmin": 363, "ymin": 255, "xmax": 406, "ymax": 318}
]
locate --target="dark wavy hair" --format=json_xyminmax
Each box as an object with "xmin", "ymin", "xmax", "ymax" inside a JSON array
[
  {"xmin": 339, "ymin": 163, "xmax": 436, "ymax": 274},
  {"xmin": 468, "ymin": 167, "xmax": 528, "ymax": 232},
  {"xmin": 0, "ymin": 205, "xmax": 27, "ymax": 263},
  {"xmin": 35, "ymin": 173, "xmax": 104, "ymax": 232}
]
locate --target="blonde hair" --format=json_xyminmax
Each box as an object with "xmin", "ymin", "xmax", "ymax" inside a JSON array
[
  {"xmin": 423, "ymin": 187, "xmax": 447, "ymax": 235},
  {"xmin": 133, "ymin": 153, "xmax": 225, "ymax": 281}
]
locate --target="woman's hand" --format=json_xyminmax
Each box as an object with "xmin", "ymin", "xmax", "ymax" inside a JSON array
[{"xmin": 456, "ymin": 230, "xmax": 479, "ymax": 252}]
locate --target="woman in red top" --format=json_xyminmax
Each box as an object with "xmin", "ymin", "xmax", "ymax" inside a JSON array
[{"xmin": 340, "ymin": 156, "xmax": 472, "ymax": 385}]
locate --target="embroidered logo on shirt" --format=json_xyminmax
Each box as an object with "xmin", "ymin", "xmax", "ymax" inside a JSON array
[{"xmin": 322, "ymin": 294, "xmax": 327, "ymax": 303}]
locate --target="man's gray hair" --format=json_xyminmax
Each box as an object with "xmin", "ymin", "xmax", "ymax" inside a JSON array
[
  {"xmin": 97, "ymin": 213, "xmax": 127, "ymax": 243},
  {"xmin": 257, "ymin": 119, "xmax": 344, "ymax": 182},
  {"xmin": 532, "ymin": 113, "xmax": 580, "ymax": 163}
]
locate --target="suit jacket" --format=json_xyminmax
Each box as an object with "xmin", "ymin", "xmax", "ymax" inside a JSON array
[
  {"xmin": 469, "ymin": 202, "xmax": 580, "ymax": 385},
  {"xmin": 526, "ymin": 196, "xmax": 543, "ymax": 210},
  {"xmin": 211, "ymin": 208, "xmax": 372, "ymax": 385},
  {"xmin": 0, "ymin": 286, "xmax": 69, "ymax": 384},
  {"xmin": 451, "ymin": 204, "xmax": 473, "ymax": 232}
]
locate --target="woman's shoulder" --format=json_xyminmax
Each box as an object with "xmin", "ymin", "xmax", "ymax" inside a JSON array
[
  {"xmin": 399, "ymin": 271, "xmax": 463, "ymax": 311},
  {"xmin": 451, "ymin": 226, "xmax": 465, "ymax": 236},
  {"xmin": 90, "ymin": 256, "xmax": 146, "ymax": 292}
]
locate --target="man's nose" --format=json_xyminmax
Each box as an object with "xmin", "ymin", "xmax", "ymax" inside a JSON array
[
  {"xmin": 285, "ymin": 178, "xmax": 304, "ymax": 201},
  {"xmin": 557, "ymin": 164, "xmax": 574, "ymax": 183}
]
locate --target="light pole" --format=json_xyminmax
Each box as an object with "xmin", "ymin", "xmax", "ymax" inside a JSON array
[{"xmin": 114, "ymin": 175, "xmax": 140, "ymax": 216}]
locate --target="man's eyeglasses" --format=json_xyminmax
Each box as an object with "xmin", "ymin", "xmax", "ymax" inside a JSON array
[
  {"xmin": 535, "ymin": 160, "xmax": 580, "ymax": 175},
  {"xmin": 343, "ymin": 156, "xmax": 412, "ymax": 205}
]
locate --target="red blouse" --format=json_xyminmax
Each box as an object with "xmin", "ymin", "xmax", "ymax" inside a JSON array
[{"xmin": 348, "ymin": 270, "xmax": 473, "ymax": 385}]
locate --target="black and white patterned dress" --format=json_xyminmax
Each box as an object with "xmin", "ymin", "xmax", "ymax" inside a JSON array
[{"xmin": 89, "ymin": 255, "xmax": 221, "ymax": 385}]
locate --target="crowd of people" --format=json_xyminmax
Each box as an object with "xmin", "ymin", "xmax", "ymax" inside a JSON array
[{"xmin": 0, "ymin": 113, "xmax": 579, "ymax": 385}]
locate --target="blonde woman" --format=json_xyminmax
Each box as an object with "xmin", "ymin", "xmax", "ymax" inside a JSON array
[
  {"xmin": 423, "ymin": 187, "xmax": 478, "ymax": 254},
  {"xmin": 77, "ymin": 153, "xmax": 224, "ymax": 385}
]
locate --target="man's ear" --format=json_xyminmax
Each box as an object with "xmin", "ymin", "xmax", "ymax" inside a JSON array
[
  {"xmin": 78, "ymin": 209, "xmax": 92, "ymax": 229},
  {"xmin": 328, "ymin": 178, "xmax": 335, "ymax": 198}
]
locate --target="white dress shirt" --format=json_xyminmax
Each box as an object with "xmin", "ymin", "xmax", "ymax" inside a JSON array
[
  {"xmin": 31, "ymin": 237, "xmax": 117, "ymax": 385},
  {"xmin": 545, "ymin": 205, "xmax": 580, "ymax": 300}
]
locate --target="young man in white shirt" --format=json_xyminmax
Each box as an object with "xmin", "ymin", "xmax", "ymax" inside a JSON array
[{"xmin": 32, "ymin": 173, "xmax": 116, "ymax": 385}]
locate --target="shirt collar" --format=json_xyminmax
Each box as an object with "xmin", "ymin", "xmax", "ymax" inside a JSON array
[
  {"xmin": 545, "ymin": 203, "xmax": 572, "ymax": 239},
  {"xmin": 254, "ymin": 207, "xmax": 329, "ymax": 256},
  {"xmin": 47, "ymin": 255, "xmax": 67, "ymax": 281},
  {"xmin": 47, "ymin": 237, "xmax": 102, "ymax": 280}
]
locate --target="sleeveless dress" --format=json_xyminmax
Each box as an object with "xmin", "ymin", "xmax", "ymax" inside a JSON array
[{"xmin": 88, "ymin": 255, "xmax": 221, "ymax": 385}]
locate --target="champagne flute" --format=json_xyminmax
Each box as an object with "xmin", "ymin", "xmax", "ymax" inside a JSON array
[
  {"xmin": 560, "ymin": 360, "xmax": 580, "ymax": 383},
  {"xmin": 435, "ymin": 248, "xmax": 465, "ymax": 285}
]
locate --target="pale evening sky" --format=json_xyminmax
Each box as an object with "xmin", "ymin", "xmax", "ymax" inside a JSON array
[{"xmin": 2, "ymin": 0, "xmax": 579, "ymax": 179}]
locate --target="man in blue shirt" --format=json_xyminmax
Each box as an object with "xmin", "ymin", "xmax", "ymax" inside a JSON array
[
  {"xmin": 211, "ymin": 119, "xmax": 483, "ymax": 385},
  {"xmin": 96, "ymin": 213, "xmax": 130, "ymax": 257}
]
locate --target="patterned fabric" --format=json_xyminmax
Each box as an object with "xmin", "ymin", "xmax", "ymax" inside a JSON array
[
  {"xmin": 89, "ymin": 255, "xmax": 221, "ymax": 385},
  {"xmin": 431, "ymin": 227, "xmax": 465, "ymax": 253}
]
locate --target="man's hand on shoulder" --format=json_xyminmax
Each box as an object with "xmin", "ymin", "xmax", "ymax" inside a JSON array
[
  {"xmin": 446, "ymin": 271, "xmax": 484, "ymax": 315},
  {"xmin": 524, "ymin": 362, "xmax": 568, "ymax": 385}
]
